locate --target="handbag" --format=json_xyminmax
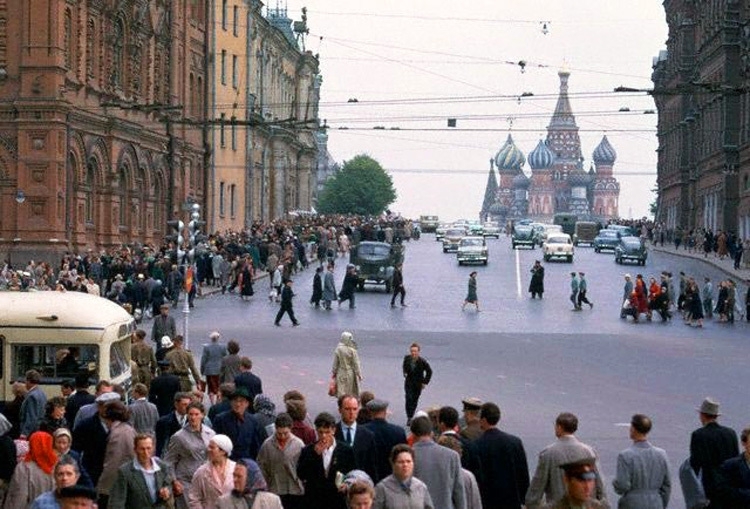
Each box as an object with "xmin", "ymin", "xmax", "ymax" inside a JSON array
[{"xmin": 328, "ymin": 377, "xmax": 337, "ymax": 397}]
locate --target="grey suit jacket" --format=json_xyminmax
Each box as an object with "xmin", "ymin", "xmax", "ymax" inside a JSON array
[
  {"xmin": 128, "ymin": 399, "xmax": 160, "ymax": 434},
  {"xmin": 109, "ymin": 458, "xmax": 175, "ymax": 509},
  {"xmin": 526, "ymin": 435, "xmax": 607, "ymax": 509},
  {"xmin": 413, "ymin": 439, "xmax": 466, "ymax": 509}
]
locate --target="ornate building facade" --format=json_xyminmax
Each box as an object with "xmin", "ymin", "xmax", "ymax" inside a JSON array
[
  {"xmin": 208, "ymin": 1, "xmax": 321, "ymax": 231},
  {"xmin": 0, "ymin": 0, "xmax": 206, "ymax": 260},
  {"xmin": 653, "ymin": 0, "xmax": 750, "ymax": 238},
  {"xmin": 480, "ymin": 71, "xmax": 620, "ymax": 223}
]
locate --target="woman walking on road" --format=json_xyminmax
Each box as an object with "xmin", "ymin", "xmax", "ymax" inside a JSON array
[
  {"xmin": 462, "ymin": 272, "xmax": 480, "ymax": 312},
  {"xmin": 331, "ymin": 331, "xmax": 363, "ymax": 398},
  {"xmin": 528, "ymin": 260, "xmax": 545, "ymax": 299}
]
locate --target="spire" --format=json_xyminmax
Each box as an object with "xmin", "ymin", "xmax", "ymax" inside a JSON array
[
  {"xmin": 481, "ymin": 161, "xmax": 499, "ymax": 217},
  {"xmin": 548, "ymin": 70, "xmax": 577, "ymax": 128}
]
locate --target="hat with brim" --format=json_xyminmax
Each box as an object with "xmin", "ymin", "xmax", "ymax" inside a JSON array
[
  {"xmin": 697, "ymin": 397, "xmax": 721, "ymax": 416},
  {"xmin": 161, "ymin": 336, "xmax": 174, "ymax": 349},
  {"xmin": 461, "ymin": 397, "xmax": 483, "ymax": 410},
  {"xmin": 559, "ymin": 455, "xmax": 597, "ymax": 476},
  {"xmin": 58, "ymin": 485, "xmax": 97, "ymax": 500},
  {"xmin": 231, "ymin": 387, "xmax": 252, "ymax": 401}
]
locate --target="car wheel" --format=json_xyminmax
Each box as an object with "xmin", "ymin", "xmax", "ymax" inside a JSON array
[
  {"xmin": 543, "ymin": 254, "xmax": 550, "ymax": 262},
  {"xmin": 483, "ymin": 260, "xmax": 488, "ymax": 266},
  {"xmin": 567, "ymin": 255, "xmax": 573, "ymax": 263},
  {"xmin": 512, "ymin": 243, "xmax": 516, "ymax": 249},
  {"xmin": 458, "ymin": 261, "xmax": 463, "ymax": 266}
]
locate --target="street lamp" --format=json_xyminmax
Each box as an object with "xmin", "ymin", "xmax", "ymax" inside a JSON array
[{"xmin": 182, "ymin": 203, "xmax": 205, "ymax": 352}]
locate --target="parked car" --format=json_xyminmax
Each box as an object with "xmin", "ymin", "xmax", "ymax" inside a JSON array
[
  {"xmin": 350, "ymin": 241, "xmax": 404, "ymax": 292},
  {"xmin": 442, "ymin": 228, "xmax": 467, "ymax": 253},
  {"xmin": 543, "ymin": 233, "xmax": 574, "ymax": 262},
  {"xmin": 457, "ymin": 236, "xmax": 488, "ymax": 265},
  {"xmin": 482, "ymin": 222, "xmax": 501, "ymax": 238},
  {"xmin": 615, "ymin": 236, "xmax": 648, "ymax": 265},
  {"xmin": 593, "ymin": 229, "xmax": 621, "ymax": 252},
  {"xmin": 512, "ymin": 225, "xmax": 535, "ymax": 249},
  {"xmin": 573, "ymin": 221, "xmax": 599, "ymax": 246}
]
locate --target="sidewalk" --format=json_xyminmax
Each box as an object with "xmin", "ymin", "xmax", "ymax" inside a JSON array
[{"xmin": 650, "ymin": 242, "xmax": 749, "ymax": 283}]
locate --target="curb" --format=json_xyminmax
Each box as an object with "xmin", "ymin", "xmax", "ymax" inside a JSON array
[{"xmin": 650, "ymin": 245, "xmax": 748, "ymax": 283}]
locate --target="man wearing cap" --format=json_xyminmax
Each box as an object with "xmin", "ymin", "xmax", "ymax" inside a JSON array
[
  {"xmin": 459, "ymin": 397, "xmax": 483, "ymax": 441},
  {"xmin": 109, "ymin": 433, "xmax": 175, "ymax": 509},
  {"xmin": 151, "ymin": 304, "xmax": 177, "ymax": 344},
  {"xmin": 570, "ymin": 272, "xmax": 581, "ymax": 311},
  {"xmin": 165, "ymin": 336, "xmax": 202, "ymax": 393},
  {"xmin": 149, "ymin": 362, "xmax": 181, "ymax": 417},
  {"xmin": 475, "ymin": 402, "xmax": 529, "ymax": 509},
  {"xmin": 72, "ymin": 380, "xmax": 114, "ymax": 430},
  {"xmin": 577, "ymin": 272, "xmax": 593, "ymax": 310},
  {"xmin": 72, "ymin": 391, "xmax": 121, "ymax": 487},
  {"xmin": 57, "ymin": 485, "xmax": 98, "ymax": 509},
  {"xmin": 131, "ymin": 329, "xmax": 157, "ymax": 388},
  {"xmin": 612, "ymin": 414, "xmax": 670, "ymax": 509},
  {"xmin": 213, "ymin": 387, "xmax": 267, "ymax": 461},
  {"xmin": 526, "ymin": 412, "xmax": 606, "ymax": 509},
  {"xmin": 545, "ymin": 458, "xmax": 606, "ymax": 509},
  {"xmin": 363, "ymin": 398, "xmax": 407, "ymax": 484},
  {"xmin": 690, "ymin": 397, "xmax": 738, "ymax": 508},
  {"xmin": 200, "ymin": 331, "xmax": 227, "ymax": 406}
]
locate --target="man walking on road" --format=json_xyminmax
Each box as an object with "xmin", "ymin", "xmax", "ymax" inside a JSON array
[
  {"xmin": 612, "ymin": 413, "xmax": 671, "ymax": 509},
  {"xmin": 526, "ymin": 412, "xmax": 606, "ymax": 509},
  {"xmin": 390, "ymin": 263, "xmax": 407, "ymax": 308},
  {"xmin": 577, "ymin": 272, "xmax": 593, "ymax": 310},
  {"xmin": 274, "ymin": 279, "xmax": 300, "ymax": 326},
  {"xmin": 570, "ymin": 272, "xmax": 581, "ymax": 311},
  {"xmin": 402, "ymin": 343, "xmax": 432, "ymax": 425}
]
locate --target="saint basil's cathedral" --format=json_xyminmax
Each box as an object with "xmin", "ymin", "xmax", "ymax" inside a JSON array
[{"xmin": 480, "ymin": 70, "xmax": 620, "ymax": 223}]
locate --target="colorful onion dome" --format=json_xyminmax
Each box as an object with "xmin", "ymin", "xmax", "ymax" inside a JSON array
[
  {"xmin": 494, "ymin": 134, "xmax": 526, "ymax": 171},
  {"xmin": 592, "ymin": 135, "xmax": 617, "ymax": 165},
  {"xmin": 528, "ymin": 139, "xmax": 555, "ymax": 170}
]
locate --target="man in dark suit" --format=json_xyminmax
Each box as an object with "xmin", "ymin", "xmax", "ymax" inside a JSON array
[
  {"xmin": 109, "ymin": 434, "xmax": 175, "ymax": 509},
  {"xmin": 154, "ymin": 391, "xmax": 192, "ymax": 457},
  {"xmin": 690, "ymin": 397, "xmax": 739, "ymax": 508},
  {"xmin": 475, "ymin": 401, "xmax": 530, "ymax": 509},
  {"xmin": 717, "ymin": 426, "xmax": 750, "ymax": 508},
  {"xmin": 297, "ymin": 412, "xmax": 356, "ymax": 509},
  {"xmin": 212, "ymin": 387, "xmax": 266, "ymax": 460},
  {"xmin": 232, "ymin": 357, "xmax": 263, "ymax": 409},
  {"xmin": 65, "ymin": 373, "xmax": 96, "ymax": 425},
  {"xmin": 149, "ymin": 361, "xmax": 181, "ymax": 417},
  {"xmin": 438, "ymin": 405, "xmax": 483, "ymax": 484},
  {"xmin": 402, "ymin": 342, "xmax": 432, "ymax": 424},
  {"xmin": 335, "ymin": 394, "xmax": 378, "ymax": 482},
  {"xmin": 72, "ymin": 395, "xmax": 113, "ymax": 486},
  {"xmin": 363, "ymin": 398, "xmax": 407, "ymax": 483}
]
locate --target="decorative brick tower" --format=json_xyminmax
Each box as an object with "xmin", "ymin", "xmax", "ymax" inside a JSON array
[{"xmin": 591, "ymin": 135, "xmax": 620, "ymax": 219}]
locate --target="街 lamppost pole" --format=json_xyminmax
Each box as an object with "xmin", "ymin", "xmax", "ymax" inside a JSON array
[{"xmin": 183, "ymin": 203, "xmax": 205, "ymax": 352}]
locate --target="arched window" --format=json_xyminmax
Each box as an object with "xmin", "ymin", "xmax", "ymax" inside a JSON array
[
  {"xmin": 119, "ymin": 167, "xmax": 129, "ymax": 226},
  {"xmin": 154, "ymin": 178, "xmax": 163, "ymax": 227},
  {"xmin": 189, "ymin": 73, "xmax": 195, "ymax": 117},
  {"xmin": 112, "ymin": 18, "xmax": 125, "ymax": 89},
  {"xmin": 197, "ymin": 76, "xmax": 203, "ymax": 117}
]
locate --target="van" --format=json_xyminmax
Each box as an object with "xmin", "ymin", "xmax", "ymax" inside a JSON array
[
  {"xmin": 0, "ymin": 292, "xmax": 134, "ymax": 402},
  {"xmin": 573, "ymin": 221, "xmax": 599, "ymax": 246}
]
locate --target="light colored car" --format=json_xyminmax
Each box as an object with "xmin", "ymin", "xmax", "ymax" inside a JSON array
[
  {"xmin": 543, "ymin": 233, "xmax": 574, "ymax": 262},
  {"xmin": 457, "ymin": 236, "xmax": 488, "ymax": 265},
  {"xmin": 482, "ymin": 222, "xmax": 501, "ymax": 238},
  {"xmin": 435, "ymin": 223, "xmax": 450, "ymax": 241},
  {"xmin": 442, "ymin": 228, "xmax": 467, "ymax": 253}
]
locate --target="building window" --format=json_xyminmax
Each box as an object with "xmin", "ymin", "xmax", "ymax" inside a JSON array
[
  {"xmin": 230, "ymin": 184, "xmax": 236, "ymax": 218},
  {"xmin": 221, "ymin": 50, "xmax": 226, "ymax": 85},
  {"xmin": 231, "ymin": 116, "xmax": 237, "ymax": 150},
  {"xmin": 219, "ymin": 182, "xmax": 225, "ymax": 216},
  {"xmin": 222, "ymin": 0, "xmax": 228, "ymax": 30},
  {"xmin": 220, "ymin": 113, "xmax": 226, "ymax": 148},
  {"xmin": 232, "ymin": 55, "xmax": 238, "ymax": 88},
  {"xmin": 233, "ymin": 5, "xmax": 239, "ymax": 36}
]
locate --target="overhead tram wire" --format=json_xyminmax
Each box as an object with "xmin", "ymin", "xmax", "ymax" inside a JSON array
[{"xmin": 383, "ymin": 168, "xmax": 656, "ymax": 176}]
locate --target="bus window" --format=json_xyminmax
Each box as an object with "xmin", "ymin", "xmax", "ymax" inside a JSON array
[
  {"xmin": 13, "ymin": 344, "xmax": 98, "ymax": 382},
  {"xmin": 109, "ymin": 338, "xmax": 131, "ymax": 379}
]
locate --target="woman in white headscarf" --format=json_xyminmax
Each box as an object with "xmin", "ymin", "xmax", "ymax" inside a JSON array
[
  {"xmin": 188, "ymin": 434, "xmax": 236, "ymax": 509},
  {"xmin": 331, "ymin": 331, "xmax": 363, "ymax": 398}
]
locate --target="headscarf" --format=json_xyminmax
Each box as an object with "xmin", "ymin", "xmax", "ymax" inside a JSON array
[
  {"xmin": 232, "ymin": 459, "xmax": 268, "ymax": 498},
  {"xmin": 253, "ymin": 394, "xmax": 276, "ymax": 420},
  {"xmin": 0, "ymin": 413, "xmax": 11, "ymax": 436},
  {"xmin": 53, "ymin": 427, "xmax": 73, "ymax": 454},
  {"xmin": 340, "ymin": 331, "xmax": 357, "ymax": 349},
  {"xmin": 26, "ymin": 431, "xmax": 57, "ymax": 474}
]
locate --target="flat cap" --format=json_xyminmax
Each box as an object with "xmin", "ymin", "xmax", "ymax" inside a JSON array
[
  {"xmin": 95, "ymin": 392, "xmax": 120, "ymax": 404},
  {"xmin": 366, "ymin": 398, "xmax": 389, "ymax": 412},
  {"xmin": 461, "ymin": 397, "xmax": 483, "ymax": 410},
  {"xmin": 58, "ymin": 485, "xmax": 97, "ymax": 500}
]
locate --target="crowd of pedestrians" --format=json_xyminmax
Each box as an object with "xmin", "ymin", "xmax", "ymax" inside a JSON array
[{"xmin": 0, "ymin": 324, "xmax": 747, "ymax": 509}]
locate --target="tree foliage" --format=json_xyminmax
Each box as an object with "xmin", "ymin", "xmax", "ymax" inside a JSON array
[{"xmin": 317, "ymin": 154, "xmax": 397, "ymax": 215}]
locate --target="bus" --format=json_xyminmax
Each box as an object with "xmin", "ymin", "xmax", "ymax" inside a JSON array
[
  {"xmin": 553, "ymin": 213, "xmax": 578, "ymax": 236},
  {"xmin": 0, "ymin": 292, "xmax": 134, "ymax": 402}
]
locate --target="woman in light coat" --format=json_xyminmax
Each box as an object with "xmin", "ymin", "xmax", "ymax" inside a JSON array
[
  {"xmin": 189, "ymin": 435, "xmax": 236, "ymax": 509},
  {"xmin": 97, "ymin": 401, "xmax": 137, "ymax": 505},
  {"xmin": 218, "ymin": 458, "xmax": 283, "ymax": 509},
  {"xmin": 332, "ymin": 331, "xmax": 362, "ymax": 398},
  {"xmin": 3, "ymin": 431, "xmax": 55, "ymax": 509}
]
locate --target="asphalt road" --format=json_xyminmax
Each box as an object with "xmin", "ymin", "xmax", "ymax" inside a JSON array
[{"xmin": 175, "ymin": 234, "xmax": 748, "ymax": 508}]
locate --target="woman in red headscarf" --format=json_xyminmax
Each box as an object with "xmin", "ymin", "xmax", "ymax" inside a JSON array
[{"xmin": 3, "ymin": 431, "xmax": 56, "ymax": 508}]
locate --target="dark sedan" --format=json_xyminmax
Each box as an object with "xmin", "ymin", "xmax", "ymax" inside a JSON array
[
  {"xmin": 615, "ymin": 236, "xmax": 648, "ymax": 265},
  {"xmin": 593, "ymin": 229, "xmax": 621, "ymax": 252}
]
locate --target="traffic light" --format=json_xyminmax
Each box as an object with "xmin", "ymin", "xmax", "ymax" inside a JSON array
[
  {"xmin": 187, "ymin": 217, "xmax": 207, "ymax": 245},
  {"xmin": 166, "ymin": 220, "xmax": 185, "ymax": 262}
]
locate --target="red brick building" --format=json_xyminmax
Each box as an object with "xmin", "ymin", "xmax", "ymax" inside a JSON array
[{"xmin": 0, "ymin": 0, "xmax": 207, "ymax": 262}]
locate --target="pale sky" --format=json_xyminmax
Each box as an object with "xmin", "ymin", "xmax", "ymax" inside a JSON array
[{"xmin": 283, "ymin": 0, "xmax": 668, "ymax": 221}]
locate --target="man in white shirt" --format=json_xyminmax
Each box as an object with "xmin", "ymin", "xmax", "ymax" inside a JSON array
[
  {"xmin": 334, "ymin": 395, "xmax": 378, "ymax": 482},
  {"xmin": 109, "ymin": 434, "xmax": 175, "ymax": 509}
]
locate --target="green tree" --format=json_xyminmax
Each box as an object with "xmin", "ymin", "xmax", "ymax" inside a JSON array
[{"xmin": 317, "ymin": 154, "xmax": 397, "ymax": 215}]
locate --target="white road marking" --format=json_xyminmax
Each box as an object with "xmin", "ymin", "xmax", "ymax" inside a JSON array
[
  {"xmin": 515, "ymin": 247, "xmax": 523, "ymax": 298},
  {"xmin": 614, "ymin": 422, "xmax": 631, "ymax": 427}
]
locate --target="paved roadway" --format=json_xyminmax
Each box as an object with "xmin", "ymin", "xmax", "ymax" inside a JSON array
[{"xmin": 177, "ymin": 234, "xmax": 748, "ymax": 507}]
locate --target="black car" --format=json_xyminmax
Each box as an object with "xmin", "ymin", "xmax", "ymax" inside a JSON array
[
  {"xmin": 614, "ymin": 236, "xmax": 648, "ymax": 265},
  {"xmin": 593, "ymin": 229, "xmax": 621, "ymax": 252}
]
